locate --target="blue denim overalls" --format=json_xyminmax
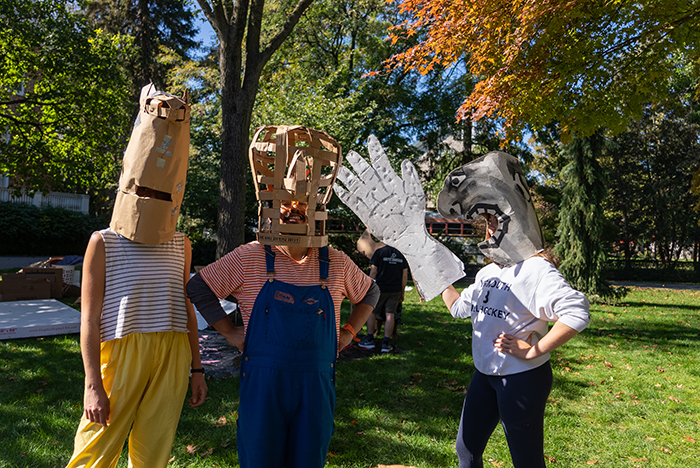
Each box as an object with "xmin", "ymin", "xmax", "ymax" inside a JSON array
[{"xmin": 237, "ymin": 245, "xmax": 337, "ymax": 468}]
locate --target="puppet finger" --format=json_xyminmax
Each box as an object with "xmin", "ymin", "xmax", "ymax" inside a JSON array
[
  {"xmin": 401, "ymin": 160, "xmax": 425, "ymax": 199},
  {"xmin": 366, "ymin": 135, "xmax": 399, "ymax": 182}
]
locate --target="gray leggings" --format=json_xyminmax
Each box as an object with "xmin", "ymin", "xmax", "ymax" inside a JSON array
[{"xmin": 456, "ymin": 361, "xmax": 553, "ymax": 468}]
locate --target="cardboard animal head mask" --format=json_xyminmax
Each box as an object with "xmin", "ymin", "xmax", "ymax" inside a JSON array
[
  {"xmin": 249, "ymin": 125, "xmax": 342, "ymax": 247},
  {"xmin": 110, "ymin": 84, "xmax": 191, "ymax": 245},
  {"xmin": 437, "ymin": 151, "xmax": 544, "ymax": 266}
]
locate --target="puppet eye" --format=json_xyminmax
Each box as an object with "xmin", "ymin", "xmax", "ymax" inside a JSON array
[{"xmin": 450, "ymin": 174, "xmax": 466, "ymax": 187}]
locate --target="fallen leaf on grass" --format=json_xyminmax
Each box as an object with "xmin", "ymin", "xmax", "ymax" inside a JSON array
[
  {"xmin": 213, "ymin": 416, "xmax": 227, "ymax": 427},
  {"xmin": 376, "ymin": 465, "xmax": 419, "ymax": 468},
  {"xmin": 586, "ymin": 461, "xmax": 600, "ymax": 465},
  {"xmin": 168, "ymin": 456, "xmax": 175, "ymax": 463},
  {"xmin": 630, "ymin": 457, "xmax": 648, "ymax": 462},
  {"xmin": 351, "ymin": 420, "xmax": 358, "ymax": 425},
  {"xmin": 659, "ymin": 447, "xmax": 672, "ymax": 454},
  {"xmin": 544, "ymin": 455, "xmax": 557, "ymax": 463},
  {"xmin": 684, "ymin": 435, "xmax": 696, "ymax": 443},
  {"xmin": 327, "ymin": 452, "xmax": 337, "ymax": 457},
  {"xmin": 199, "ymin": 447, "xmax": 213, "ymax": 457},
  {"xmin": 186, "ymin": 444, "xmax": 200, "ymax": 454}
]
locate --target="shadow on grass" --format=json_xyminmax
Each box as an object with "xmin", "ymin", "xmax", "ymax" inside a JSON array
[
  {"xmin": 615, "ymin": 301, "xmax": 700, "ymax": 311},
  {"xmin": 0, "ymin": 335, "xmax": 84, "ymax": 468}
]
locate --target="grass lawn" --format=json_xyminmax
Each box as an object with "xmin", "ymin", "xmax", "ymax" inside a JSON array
[{"xmin": 0, "ymin": 284, "xmax": 699, "ymax": 467}]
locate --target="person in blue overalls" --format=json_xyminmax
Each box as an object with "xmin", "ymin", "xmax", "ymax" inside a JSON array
[{"xmin": 187, "ymin": 200, "xmax": 379, "ymax": 467}]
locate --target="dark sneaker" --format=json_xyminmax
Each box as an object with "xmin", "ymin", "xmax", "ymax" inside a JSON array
[
  {"xmin": 358, "ymin": 335, "xmax": 375, "ymax": 349},
  {"xmin": 381, "ymin": 342, "xmax": 393, "ymax": 353}
]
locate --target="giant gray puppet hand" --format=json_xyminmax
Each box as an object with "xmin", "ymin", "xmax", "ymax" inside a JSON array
[{"xmin": 334, "ymin": 135, "xmax": 465, "ymax": 301}]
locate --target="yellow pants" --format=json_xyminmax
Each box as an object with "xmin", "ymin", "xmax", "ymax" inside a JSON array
[{"xmin": 66, "ymin": 331, "xmax": 191, "ymax": 468}]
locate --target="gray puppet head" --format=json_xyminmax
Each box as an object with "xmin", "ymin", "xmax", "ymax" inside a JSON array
[{"xmin": 437, "ymin": 151, "xmax": 544, "ymax": 266}]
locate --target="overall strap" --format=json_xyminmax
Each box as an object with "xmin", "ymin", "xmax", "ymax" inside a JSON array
[
  {"xmin": 264, "ymin": 244, "xmax": 275, "ymax": 275},
  {"xmin": 318, "ymin": 246, "xmax": 330, "ymax": 281}
]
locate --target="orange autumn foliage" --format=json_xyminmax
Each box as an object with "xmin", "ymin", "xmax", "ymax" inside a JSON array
[{"xmin": 385, "ymin": 0, "xmax": 700, "ymax": 139}]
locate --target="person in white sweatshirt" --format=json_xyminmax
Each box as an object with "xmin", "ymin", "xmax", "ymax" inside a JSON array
[
  {"xmin": 335, "ymin": 140, "xmax": 590, "ymax": 468},
  {"xmin": 438, "ymin": 153, "xmax": 590, "ymax": 468}
]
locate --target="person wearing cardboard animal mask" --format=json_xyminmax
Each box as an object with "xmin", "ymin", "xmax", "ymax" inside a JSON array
[
  {"xmin": 335, "ymin": 141, "xmax": 590, "ymax": 468},
  {"xmin": 66, "ymin": 84, "xmax": 207, "ymax": 468},
  {"xmin": 186, "ymin": 125, "xmax": 379, "ymax": 468}
]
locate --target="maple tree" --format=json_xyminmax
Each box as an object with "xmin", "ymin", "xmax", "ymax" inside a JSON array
[
  {"xmin": 386, "ymin": 0, "xmax": 700, "ymax": 296},
  {"xmin": 386, "ymin": 0, "xmax": 700, "ymax": 139}
]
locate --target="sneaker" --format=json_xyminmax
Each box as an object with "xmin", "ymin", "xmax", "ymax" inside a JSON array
[
  {"xmin": 358, "ymin": 335, "xmax": 375, "ymax": 349},
  {"xmin": 381, "ymin": 342, "xmax": 393, "ymax": 353}
]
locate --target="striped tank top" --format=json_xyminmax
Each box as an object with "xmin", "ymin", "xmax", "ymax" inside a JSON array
[{"xmin": 99, "ymin": 228, "xmax": 189, "ymax": 342}]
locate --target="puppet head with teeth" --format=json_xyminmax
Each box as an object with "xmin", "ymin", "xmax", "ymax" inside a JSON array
[{"xmin": 436, "ymin": 151, "xmax": 544, "ymax": 266}]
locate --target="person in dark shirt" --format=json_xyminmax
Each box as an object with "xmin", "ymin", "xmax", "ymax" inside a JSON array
[{"xmin": 358, "ymin": 245, "xmax": 408, "ymax": 352}]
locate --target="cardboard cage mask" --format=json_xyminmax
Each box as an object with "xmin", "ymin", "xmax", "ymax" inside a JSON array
[
  {"xmin": 249, "ymin": 125, "xmax": 342, "ymax": 248},
  {"xmin": 437, "ymin": 151, "xmax": 544, "ymax": 266},
  {"xmin": 110, "ymin": 84, "xmax": 191, "ymax": 244}
]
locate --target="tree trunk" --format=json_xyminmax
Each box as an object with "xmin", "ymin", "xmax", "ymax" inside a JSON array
[
  {"xmin": 215, "ymin": 39, "xmax": 257, "ymax": 259},
  {"xmin": 197, "ymin": 0, "xmax": 315, "ymax": 258}
]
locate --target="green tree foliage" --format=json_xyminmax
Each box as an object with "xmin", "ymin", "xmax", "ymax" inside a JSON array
[
  {"xmin": 606, "ymin": 108, "xmax": 700, "ymax": 269},
  {"xmin": 0, "ymin": 0, "xmax": 132, "ymax": 195},
  {"xmin": 84, "ymin": 0, "xmax": 198, "ymax": 92}
]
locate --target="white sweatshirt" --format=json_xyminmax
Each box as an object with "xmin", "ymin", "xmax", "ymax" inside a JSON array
[{"xmin": 451, "ymin": 256, "xmax": 590, "ymax": 376}]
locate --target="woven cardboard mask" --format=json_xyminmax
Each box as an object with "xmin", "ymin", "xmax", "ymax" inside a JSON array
[
  {"xmin": 110, "ymin": 84, "xmax": 190, "ymax": 244},
  {"xmin": 249, "ymin": 125, "xmax": 342, "ymax": 247},
  {"xmin": 437, "ymin": 151, "xmax": 544, "ymax": 266}
]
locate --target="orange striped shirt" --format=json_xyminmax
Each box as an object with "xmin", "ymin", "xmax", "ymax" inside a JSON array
[{"xmin": 199, "ymin": 242, "xmax": 372, "ymax": 340}]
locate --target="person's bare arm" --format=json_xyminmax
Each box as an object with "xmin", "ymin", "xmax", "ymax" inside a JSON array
[
  {"xmin": 183, "ymin": 237, "xmax": 207, "ymax": 407},
  {"xmin": 441, "ymin": 285, "xmax": 461, "ymax": 312},
  {"xmin": 400, "ymin": 268, "xmax": 408, "ymax": 301},
  {"xmin": 211, "ymin": 316, "xmax": 245, "ymax": 350},
  {"xmin": 80, "ymin": 233, "xmax": 110, "ymax": 426},
  {"xmin": 493, "ymin": 321, "xmax": 580, "ymax": 360},
  {"xmin": 339, "ymin": 302, "xmax": 374, "ymax": 351},
  {"xmin": 369, "ymin": 265, "xmax": 378, "ymax": 280}
]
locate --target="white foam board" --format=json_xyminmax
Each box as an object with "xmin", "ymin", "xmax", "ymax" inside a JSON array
[{"xmin": 0, "ymin": 299, "xmax": 81, "ymax": 340}]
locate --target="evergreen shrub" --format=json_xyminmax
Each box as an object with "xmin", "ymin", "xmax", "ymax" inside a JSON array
[{"xmin": 0, "ymin": 202, "xmax": 105, "ymax": 256}]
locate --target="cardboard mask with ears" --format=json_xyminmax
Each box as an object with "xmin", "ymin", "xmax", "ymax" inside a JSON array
[
  {"xmin": 110, "ymin": 84, "xmax": 191, "ymax": 245},
  {"xmin": 437, "ymin": 151, "xmax": 544, "ymax": 266}
]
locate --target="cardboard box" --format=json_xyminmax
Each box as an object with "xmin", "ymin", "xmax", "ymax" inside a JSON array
[
  {"xmin": 1, "ymin": 275, "xmax": 52, "ymax": 302},
  {"xmin": 17, "ymin": 268, "xmax": 63, "ymax": 299}
]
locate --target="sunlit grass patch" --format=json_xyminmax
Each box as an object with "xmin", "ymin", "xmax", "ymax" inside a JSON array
[{"xmin": 0, "ymin": 285, "xmax": 698, "ymax": 467}]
